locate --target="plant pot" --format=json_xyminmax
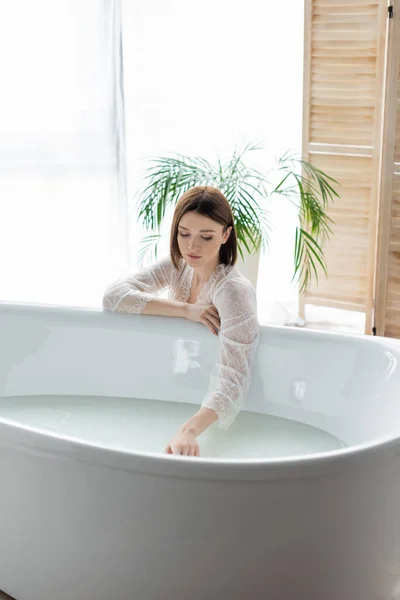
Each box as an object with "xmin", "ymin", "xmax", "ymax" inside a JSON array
[{"xmin": 236, "ymin": 248, "xmax": 261, "ymax": 288}]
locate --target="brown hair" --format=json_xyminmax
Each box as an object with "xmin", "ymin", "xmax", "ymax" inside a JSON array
[{"xmin": 170, "ymin": 186, "xmax": 237, "ymax": 269}]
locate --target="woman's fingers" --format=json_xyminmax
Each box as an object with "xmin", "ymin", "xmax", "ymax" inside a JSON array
[
  {"xmin": 165, "ymin": 443, "xmax": 199, "ymax": 456},
  {"xmin": 189, "ymin": 444, "xmax": 200, "ymax": 456},
  {"xmin": 202, "ymin": 306, "xmax": 220, "ymax": 335},
  {"xmin": 207, "ymin": 306, "xmax": 220, "ymax": 323},
  {"xmin": 189, "ymin": 444, "xmax": 199, "ymax": 456},
  {"xmin": 207, "ymin": 306, "xmax": 221, "ymax": 331},
  {"xmin": 187, "ymin": 304, "xmax": 220, "ymax": 335},
  {"xmin": 201, "ymin": 317, "xmax": 218, "ymax": 335},
  {"xmin": 209, "ymin": 305, "xmax": 220, "ymax": 320},
  {"xmin": 207, "ymin": 313, "xmax": 220, "ymax": 331}
]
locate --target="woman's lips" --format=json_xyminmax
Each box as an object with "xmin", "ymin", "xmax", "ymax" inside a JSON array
[{"xmin": 187, "ymin": 254, "xmax": 202, "ymax": 260}]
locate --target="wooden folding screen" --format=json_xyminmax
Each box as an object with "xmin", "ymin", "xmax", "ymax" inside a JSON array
[
  {"xmin": 374, "ymin": 1, "xmax": 400, "ymax": 337},
  {"xmin": 300, "ymin": 0, "xmax": 389, "ymax": 334}
]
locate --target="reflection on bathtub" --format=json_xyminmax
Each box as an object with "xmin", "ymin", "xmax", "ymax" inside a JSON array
[
  {"xmin": 292, "ymin": 380, "xmax": 306, "ymax": 404},
  {"xmin": 173, "ymin": 339, "xmax": 201, "ymax": 374}
]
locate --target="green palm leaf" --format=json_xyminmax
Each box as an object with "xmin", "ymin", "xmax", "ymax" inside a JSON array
[
  {"xmin": 133, "ymin": 143, "xmax": 339, "ymax": 292},
  {"xmin": 137, "ymin": 234, "xmax": 162, "ymax": 268}
]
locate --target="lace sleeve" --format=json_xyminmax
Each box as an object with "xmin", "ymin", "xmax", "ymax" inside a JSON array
[
  {"xmin": 102, "ymin": 257, "xmax": 175, "ymax": 314},
  {"xmin": 201, "ymin": 278, "xmax": 259, "ymax": 429}
]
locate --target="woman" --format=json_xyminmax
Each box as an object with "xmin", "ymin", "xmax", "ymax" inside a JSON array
[{"xmin": 102, "ymin": 186, "xmax": 259, "ymax": 456}]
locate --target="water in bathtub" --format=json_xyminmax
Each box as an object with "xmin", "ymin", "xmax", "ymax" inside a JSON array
[{"xmin": 0, "ymin": 395, "xmax": 346, "ymax": 458}]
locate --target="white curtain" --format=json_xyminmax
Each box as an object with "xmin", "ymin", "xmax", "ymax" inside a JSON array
[
  {"xmin": 0, "ymin": 0, "xmax": 129, "ymax": 308},
  {"xmin": 121, "ymin": 0, "xmax": 304, "ymax": 324}
]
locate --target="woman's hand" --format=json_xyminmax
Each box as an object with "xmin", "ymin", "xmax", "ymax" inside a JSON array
[
  {"xmin": 184, "ymin": 303, "xmax": 220, "ymax": 336},
  {"xmin": 165, "ymin": 428, "xmax": 200, "ymax": 456},
  {"xmin": 165, "ymin": 408, "xmax": 217, "ymax": 457}
]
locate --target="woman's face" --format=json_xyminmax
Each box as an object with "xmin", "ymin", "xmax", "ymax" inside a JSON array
[{"xmin": 177, "ymin": 211, "xmax": 232, "ymax": 268}]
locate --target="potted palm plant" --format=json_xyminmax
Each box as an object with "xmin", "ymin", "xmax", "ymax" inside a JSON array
[{"xmin": 133, "ymin": 143, "xmax": 339, "ymax": 291}]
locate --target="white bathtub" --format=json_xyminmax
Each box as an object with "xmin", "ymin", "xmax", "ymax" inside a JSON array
[{"xmin": 1, "ymin": 303, "xmax": 400, "ymax": 600}]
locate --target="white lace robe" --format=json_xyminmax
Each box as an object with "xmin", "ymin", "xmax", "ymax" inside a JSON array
[{"xmin": 102, "ymin": 257, "xmax": 259, "ymax": 428}]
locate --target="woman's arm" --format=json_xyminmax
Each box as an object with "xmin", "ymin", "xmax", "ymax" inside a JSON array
[
  {"xmin": 202, "ymin": 279, "xmax": 259, "ymax": 428},
  {"xmin": 102, "ymin": 257, "xmax": 177, "ymax": 314},
  {"xmin": 165, "ymin": 278, "xmax": 259, "ymax": 456},
  {"xmin": 103, "ymin": 258, "xmax": 222, "ymax": 336},
  {"xmin": 103, "ymin": 259, "xmax": 220, "ymax": 334}
]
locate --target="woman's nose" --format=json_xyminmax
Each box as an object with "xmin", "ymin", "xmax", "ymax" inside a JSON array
[{"xmin": 188, "ymin": 238, "xmax": 200, "ymax": 250}]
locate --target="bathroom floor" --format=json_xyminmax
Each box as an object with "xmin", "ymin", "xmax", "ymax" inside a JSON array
[{"xmin": 258, "ymin": 302, "xmax": 366, "ymax": 335}]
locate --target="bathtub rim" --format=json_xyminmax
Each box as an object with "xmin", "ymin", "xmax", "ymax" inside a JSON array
[
  {"xmin": 1, "ymin": 299, "xmax": 400, "ymax": 349},
  {"xmin": 1, "ymin": 414, "xmax": 400, "ymax": 483}
]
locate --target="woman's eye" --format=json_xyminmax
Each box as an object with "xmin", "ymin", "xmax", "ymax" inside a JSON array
[{"xmin": 178, "ymin": 232, "xmax": 212, "ymax": 241}]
